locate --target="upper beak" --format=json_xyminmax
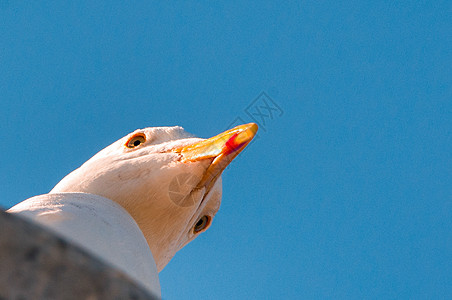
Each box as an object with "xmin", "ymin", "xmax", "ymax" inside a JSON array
[{"xmin": 173, "ymin": 123, "xmax": 258, "ymax": 190}]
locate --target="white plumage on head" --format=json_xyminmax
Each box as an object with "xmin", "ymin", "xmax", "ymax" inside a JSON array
[{"xmin": 51, "ymin": 126, "xmax": 220, "ymax": 270}]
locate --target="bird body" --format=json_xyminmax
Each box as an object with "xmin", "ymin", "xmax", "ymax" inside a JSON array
[
  {"xmin": 7, "ymin": 123, "xmax": 257, "ymax": 296},
  {"xmin": 8, "ymin": 192, "xmax": 161, "ymax": 295}
]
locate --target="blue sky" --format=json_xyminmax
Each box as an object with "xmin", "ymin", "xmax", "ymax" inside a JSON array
[{"xmin": 1, "ymin": 1, "xmax": 451, "ymax": 299}]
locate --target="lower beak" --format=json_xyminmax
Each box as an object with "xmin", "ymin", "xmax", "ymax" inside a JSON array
[{"xmin": 173, "ymin": 123, "xmax": 258, "ymax": 190}]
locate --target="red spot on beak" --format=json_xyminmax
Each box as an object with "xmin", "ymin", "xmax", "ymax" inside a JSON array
[{"xmin": 222, "ymin": 132, "xmax": 245, "ymax": 155}]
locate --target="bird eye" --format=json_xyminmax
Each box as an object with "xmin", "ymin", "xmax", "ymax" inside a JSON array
[
  {"xmin": 193, "ymin": 215, "xmax": 210, "ymax": 234},
  {"xmin": 126, "ymin": 133, "xmax": 146, "ymax": 148}
]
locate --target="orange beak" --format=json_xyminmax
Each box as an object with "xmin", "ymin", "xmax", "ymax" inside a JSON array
[{"xmin": 173, "ymin": 123, "xmax": 258, "ymax": 190}]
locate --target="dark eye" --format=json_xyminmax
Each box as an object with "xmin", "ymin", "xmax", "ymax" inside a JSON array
[
  {"xmin": 193, "ymin": 215, "xmax": 210, "ymax": 234},
  {"xmin": 126, "ymin": 133, "xmax": 146, "ymax": 148}
]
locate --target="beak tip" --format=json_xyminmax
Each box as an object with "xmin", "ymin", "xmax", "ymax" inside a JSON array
[
  {"xmin": 248, "ymin": 123, "xmax": 258, "ymax": 136},
  {"xmin": 229, "ymin": 123, "xmax": 258, "ymax": 151}
]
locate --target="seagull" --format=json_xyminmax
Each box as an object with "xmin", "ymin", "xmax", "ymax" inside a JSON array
[{"xmin": 8, "ymin": 123, "xmax": 258, "ymax": 296}]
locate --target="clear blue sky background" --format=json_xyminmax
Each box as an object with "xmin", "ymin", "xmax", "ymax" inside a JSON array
[{"xmin": 1, "ymin": 1, "xmax": 451, "ymax": 299}]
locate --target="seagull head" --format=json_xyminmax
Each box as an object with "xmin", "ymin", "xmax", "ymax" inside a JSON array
[{"xmin": 50, "ymin": 123, "xmax": 258, "ymax": 271}]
